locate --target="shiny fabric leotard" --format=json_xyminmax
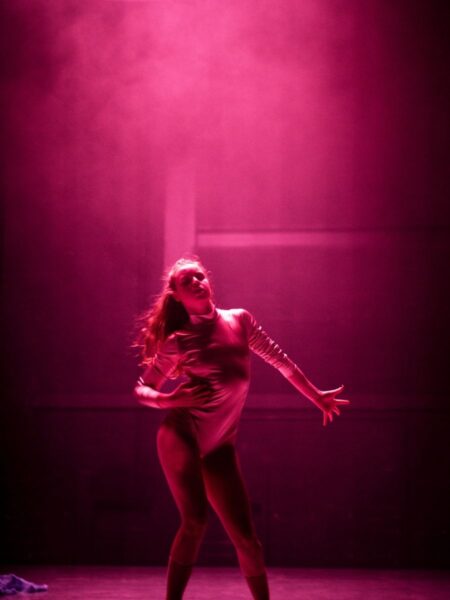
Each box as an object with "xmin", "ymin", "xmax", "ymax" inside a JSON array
[{"xmin": 142, "ymin": 307, "xmax": 297, "ymax": 457}]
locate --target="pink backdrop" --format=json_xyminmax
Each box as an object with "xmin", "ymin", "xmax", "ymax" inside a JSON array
[{"xmin": 1, "ymin": 0, "xmax": 449, "ymax": 567}]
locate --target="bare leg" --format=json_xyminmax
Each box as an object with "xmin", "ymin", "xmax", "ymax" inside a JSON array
[
  {"xmin": 202, "ymin": 444, "xmax": 270, "ymax": 600},
  {"xmin": 157, "ymin": 421, "xmax": 208, "ymax": 600}
]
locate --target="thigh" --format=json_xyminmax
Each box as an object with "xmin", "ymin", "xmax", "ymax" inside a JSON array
[
  {"xmin": 157, "ymin": 418, "xmax": 207, "ymax": 520},
  {"xmin": 201, "ymin": 444, "xmax": 256, "ymax": 538}
]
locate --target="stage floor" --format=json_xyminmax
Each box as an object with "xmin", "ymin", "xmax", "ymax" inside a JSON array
[{"xmin": 2, "ymin": 566, "xmax": 450, "ymax": 599}]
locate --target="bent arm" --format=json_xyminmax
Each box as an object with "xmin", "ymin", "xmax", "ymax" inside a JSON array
[
  {"xmin": 133, "ymin": 356, "xmax": 211, "ymax": 409},
  {"xmin": 133, "ymin": 368, "xmax": 169, "ymax": 408},
  {"xmin": 133, "ymin": 334, "xmax": 180, "ymax": 408},
  {"xmin": 134, "ymin": 375, "xmax": 212, "ymax": 410}
]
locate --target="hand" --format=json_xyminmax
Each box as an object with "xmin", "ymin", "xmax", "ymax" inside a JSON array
[
  {"xmin": 315, "ymin": 385, "xmax": 350, "ymax": 427},
  {"xmin": 133, "ymin": 383, "xmax": 164, "ymax": 408}
]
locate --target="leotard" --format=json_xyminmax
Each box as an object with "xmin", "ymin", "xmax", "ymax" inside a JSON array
[{"xmin": 141, "ymin": 307, "xmax": 297, "ymax": 457}]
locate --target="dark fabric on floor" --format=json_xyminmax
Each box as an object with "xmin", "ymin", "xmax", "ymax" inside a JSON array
[{"xmin": 0, "ymin": 574, "xmax": 48, "ymax": 596}]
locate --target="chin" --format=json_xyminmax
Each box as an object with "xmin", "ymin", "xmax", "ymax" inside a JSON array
[{"xmin": 195, "ymin": 290, "xmax": 210, "ymax": 298}]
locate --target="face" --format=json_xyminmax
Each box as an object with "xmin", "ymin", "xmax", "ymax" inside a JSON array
[{"xmin": 171, "ymin": 263, "xmax": 213, "ymax": 313}]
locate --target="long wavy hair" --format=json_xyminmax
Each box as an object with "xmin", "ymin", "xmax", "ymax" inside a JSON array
[{"xmin": 132, "ymin": 256, "xmax": 210, "ymax": 366}]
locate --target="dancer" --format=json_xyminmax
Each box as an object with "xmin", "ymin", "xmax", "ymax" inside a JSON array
[{"xmin": 133, "ymin": 257, "xmax": 350, "ymax": 600}]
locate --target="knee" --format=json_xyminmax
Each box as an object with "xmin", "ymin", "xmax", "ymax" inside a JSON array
[
  {"xmin": 233, "ymin": 530, "xmax": 263, "ymax": 554},
  {"xmin": 180, "ymin": 513, "xmax": 208, "ymax": 538}
]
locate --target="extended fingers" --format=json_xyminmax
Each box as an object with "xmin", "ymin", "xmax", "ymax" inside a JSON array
[
  {"xmin": 323, "ymin": 405, "xmax": 345, "ymax": 426},
  {"xmin": 330, "ymin": 384, "xmax": 345, "ymax": 395},
  {"xmin": 323, "ymin": 410, "xmax": 334, "ymax": 426}
]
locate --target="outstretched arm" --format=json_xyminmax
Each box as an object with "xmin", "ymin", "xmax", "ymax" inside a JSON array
[{"xmin": 241, "ymin": 309, "xmax": 350, "ymax": 426}]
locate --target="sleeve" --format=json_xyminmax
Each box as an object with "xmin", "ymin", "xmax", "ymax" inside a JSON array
[
  {"xmin": 240, "ymin": 309, "xmax": 297, "ymax": 378},
  {"xmin": 140, "ymin": 334, "xmax": 181, "ymax": 385}
]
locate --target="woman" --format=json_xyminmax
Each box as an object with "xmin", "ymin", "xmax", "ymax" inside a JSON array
[{"xmin": 133, "ymin": 257, "xmax": 350, "ymax": 600}]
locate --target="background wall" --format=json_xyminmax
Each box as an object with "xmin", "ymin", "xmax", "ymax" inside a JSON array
[{"xmin": 1, "ymin": 0, "xmax": 449, "ymax": 567}]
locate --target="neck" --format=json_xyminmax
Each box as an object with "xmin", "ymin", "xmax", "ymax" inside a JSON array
[{"xmin": 187, "ymin": 301, "xmax": 214, "ymax": 316}]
